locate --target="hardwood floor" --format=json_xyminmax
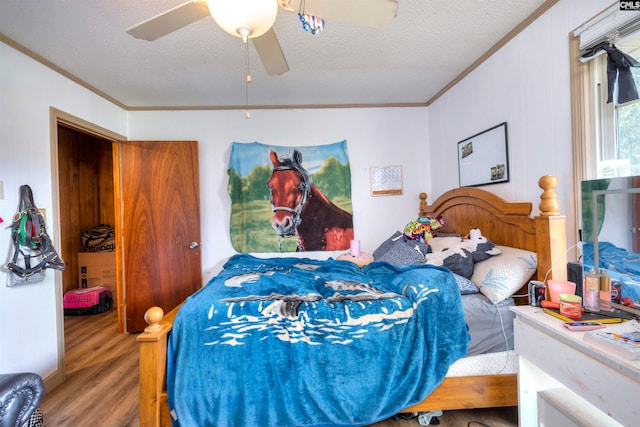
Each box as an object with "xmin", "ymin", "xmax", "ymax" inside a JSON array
[
  {"xmin": 40, "ymin": 310, "xmax": 140, "ymax": 426},
  {"xmin": 41, "ymin": 309, "xmax": 518, "ymax": 426}
]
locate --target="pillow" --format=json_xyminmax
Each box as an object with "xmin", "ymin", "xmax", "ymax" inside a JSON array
[
  {"xmin": 470, "ymin": 245, "xmax": 538, "ymax": 303},
  {"xmin": 452, "ymin": 273, "xmax": 480, "ymax": 295},
  {"xmin": 373, "ymin": 231, "xmax": 431, "ymax": 264}
]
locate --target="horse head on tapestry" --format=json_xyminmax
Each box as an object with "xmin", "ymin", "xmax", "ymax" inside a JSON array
[{"xmin": 268, "ymin": 149, "xmax": 354, "ymax": 251}]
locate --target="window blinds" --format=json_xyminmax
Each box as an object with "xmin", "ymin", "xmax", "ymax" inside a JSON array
[{"xmin": 573, "ymin": 4, "xmax": 640, "ymax": 60}]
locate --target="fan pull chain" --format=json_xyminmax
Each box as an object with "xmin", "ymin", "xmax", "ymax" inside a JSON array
[{"xmin": 242, "ymin": 33, "xmax": 251, "ymax": 119}]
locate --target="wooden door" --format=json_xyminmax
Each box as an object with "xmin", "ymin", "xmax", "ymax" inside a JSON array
[{"xmin": 114, "ymin": 141, "xmax": 202, "ymax": 332}]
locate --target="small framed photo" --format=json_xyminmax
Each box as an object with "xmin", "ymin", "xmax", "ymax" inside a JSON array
[
  {"xmin": 457, "ymin": 122, "xmax": 509, "ymax": 187},
  {"xmin": 370, "ymin": 165, "xmax": 403, "ymax": 196}
]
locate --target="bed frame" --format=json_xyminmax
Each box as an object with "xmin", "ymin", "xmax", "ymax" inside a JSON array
[{"xmin": 137, "ymin": 175, "xmax": 567, "ymax": 426}]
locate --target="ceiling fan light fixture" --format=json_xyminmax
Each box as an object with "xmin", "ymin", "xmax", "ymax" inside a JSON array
[{"xmin": 206, "ymin": 0, "xmax": 278, "ymax": 39}]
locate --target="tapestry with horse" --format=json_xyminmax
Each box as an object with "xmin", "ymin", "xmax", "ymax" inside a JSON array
[{"xmin": 228, "ymin": 141, "xmax": 354, "ymax": 253}]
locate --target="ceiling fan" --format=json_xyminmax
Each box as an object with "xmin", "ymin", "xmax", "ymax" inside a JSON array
[{"xmin": 126, "ymin": 0, "xmax": 399, "ymax": 76}]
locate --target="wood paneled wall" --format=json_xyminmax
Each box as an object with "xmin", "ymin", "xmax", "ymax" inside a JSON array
[{"xmin": 57, "ymin": 124, "xmax": 115, "ymax": 293}]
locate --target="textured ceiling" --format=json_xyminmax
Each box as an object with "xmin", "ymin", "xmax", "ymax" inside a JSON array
[{"xmin": 0, "ymin": 0, "xmax": 552, "ymax": 109}]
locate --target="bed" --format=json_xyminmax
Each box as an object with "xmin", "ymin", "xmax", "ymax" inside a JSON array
[{"xmin": 137, "ymin": 175, "xmax": 567, "ymax": 427}]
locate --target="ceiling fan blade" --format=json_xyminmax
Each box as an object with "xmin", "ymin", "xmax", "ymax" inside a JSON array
[
  {"xmin": 284, "ymin": 0, "xmax": 398, "ymax": 28},
  {"xmin": 126, "ymin": 1, "xmax": 211, "ymax": 41},
  {"xmin": 252, "ymin": 28, "xmax": 289, "ymax": 75}
]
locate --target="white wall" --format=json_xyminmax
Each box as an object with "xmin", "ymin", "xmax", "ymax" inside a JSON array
[
  {"xmin": 428, "ymin": 0, "xmax": 611, "ymax": 251},
  {"xmin": 127, "ymin": 107, "xmax": 430, "ymax": 282},
  {"xmin": 0, "ymin": 42, "xmax": 127, "ymax": 377}
]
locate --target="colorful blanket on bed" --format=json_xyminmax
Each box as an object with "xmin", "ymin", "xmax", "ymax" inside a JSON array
[{"xmin": 167, "ymin": 255, "xmax": 468, "ymax": 427}]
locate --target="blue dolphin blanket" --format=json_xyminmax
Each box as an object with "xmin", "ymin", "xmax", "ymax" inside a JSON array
[{"xmin": 167, "ymin": 255, "xmax": 468, "ymax": 427}]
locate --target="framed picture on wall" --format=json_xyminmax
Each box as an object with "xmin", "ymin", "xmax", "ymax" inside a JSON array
[{"xmin": 457, "ymin": 122, "xmax": 509, "ymax": 187}]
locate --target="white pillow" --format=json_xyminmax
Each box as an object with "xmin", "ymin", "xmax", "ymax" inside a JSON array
[{"xmin": 470, "ymin": 245, "xmax": 537, "ymax": 303}]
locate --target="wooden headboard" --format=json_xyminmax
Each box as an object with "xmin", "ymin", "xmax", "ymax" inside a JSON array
[{"xmin": 418, "ymin": 175, "xmax": 567, "ymax": 288}]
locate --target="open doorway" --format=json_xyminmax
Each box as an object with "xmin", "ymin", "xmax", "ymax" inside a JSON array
[
  {"xmin": 50, "ymin": 108, "xmax": 126, "ymax": 386},
  {"xmin": 57, "ymin": 122, "xmax": 115, "ymax": 297}
]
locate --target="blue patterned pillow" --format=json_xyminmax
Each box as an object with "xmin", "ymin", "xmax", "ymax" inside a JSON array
[
  {"xmin": 470, "ymin": 246, "xmax": 537, "ymax": 303},
  {"xmin": 452, "ymin": 273, "xmax": 480, "ymax": 295},
  {"xmin": 373, "ymin": 231, "xmax": 431, "ymax": 264}
]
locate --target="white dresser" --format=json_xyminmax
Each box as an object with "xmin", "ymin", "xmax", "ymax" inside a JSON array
[{"xmin": 511, "ymin": 306, "xmax": 640, "ymax": 427}]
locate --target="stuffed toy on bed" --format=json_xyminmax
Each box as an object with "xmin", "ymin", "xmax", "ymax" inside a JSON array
[
  {"xmin": 425, "ymin": 228, "xmax": 501, "ymax": 279},
  {"xmin": 403, "ymin": 215, "xmax": 445, "ymax": 243}
]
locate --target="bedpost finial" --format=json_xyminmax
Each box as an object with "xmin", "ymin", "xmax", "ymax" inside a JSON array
[
  {"xmin": 144, "ymin": 306, "xmax": 164, "ymax": 333},
  {"xmin": 419, "ymin": 192, "xmax": 427, "ymax": 217},
  {"xmin": 538, "ymin": 175, "xmax": 560, "ymax": 216}
]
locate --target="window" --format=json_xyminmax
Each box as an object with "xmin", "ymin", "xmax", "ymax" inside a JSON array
[
  {"xmin": 573, "ymin": 6, "xmax": 640, "ymax": 180},
  {"xmin": 570, "ymin": 6, "xmax": 640, "ymax": 241},
  {"xmin": 589, "ymin": 33, "xmax": 640, "ymax": 178}
]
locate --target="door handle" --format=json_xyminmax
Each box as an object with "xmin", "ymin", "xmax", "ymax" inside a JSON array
[{"xmin": 189, "ymin": 242, "xmax": 199, "ymax": 249}]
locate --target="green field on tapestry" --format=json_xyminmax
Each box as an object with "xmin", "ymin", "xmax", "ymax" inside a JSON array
[{"xmin": 230, "ymin": 196, "xmax": 353, "ymax": 253}]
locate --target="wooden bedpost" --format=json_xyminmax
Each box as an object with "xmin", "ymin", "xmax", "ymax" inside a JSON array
[
  {"xmin": 419, "ymin": 192, "xmax": 428, "ymax": 217},
  {"xmin": 137, "ymin": 306, "xmax": 178, "ymax": 427},
  {"xmin": 535, "ymin": 175, "xmax": 567, "ymax": 282}
]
